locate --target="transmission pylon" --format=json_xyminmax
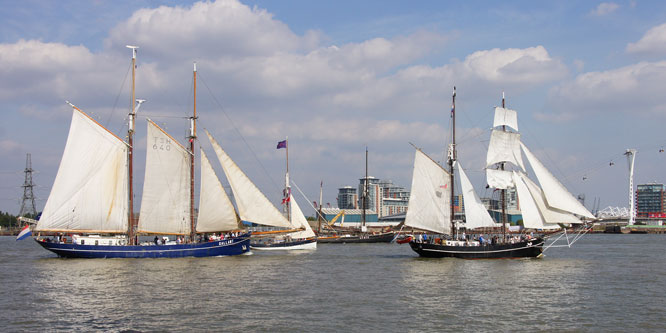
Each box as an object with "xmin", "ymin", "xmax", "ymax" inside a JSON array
[{"xmin": 19, "ymin": 153, "xmax": 37, "ymax": 217}]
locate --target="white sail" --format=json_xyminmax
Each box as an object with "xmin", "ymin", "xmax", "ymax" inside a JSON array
[
  {"xmin": 493, "ymin": 107, "xmax": 518, "ymax": 131},
  {"xmin": 196, "ymin": 149, "xmax": 239, "ymax": 233},
  {"xmin": 37, "ymin": 108, "xmax": 129, "ymax": 233},
  {"xmin": 404, "ymin": 149, "xmax": 452, "ymax": 235},
  {"xmin": 457, "ymin": 162, "xmax": 498, "ymax": 229},
  {"xmin": 206, "ymin": 130, "xmax": 292, "ymax": 228},
  {"xmin": 486, "ymin": 168, "xmax": 514, "ymax": 189},
  {"xmin": 138, "ymin": 120, "xmax": 191, "ymax": 235},
  {"xmin": 519, "ymin": 172, "xmax": 581, "ymax": 225},
  {"xmin": 287, "ymin": 194, "xmax": 316, "ymax": 239},
  {"xmin": 486, "ymin": 130, "xmax": 525, "ymax": 170},
  {"xmin": 512, "ymin": 171, "xmax": 557, "ymax": 230},
  {"xmin": 520, "ymin": 143, "xmax": 595, "ymax": 219}
]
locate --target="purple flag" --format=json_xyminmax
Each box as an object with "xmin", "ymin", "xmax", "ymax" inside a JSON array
[{"xmin": 277, "ymin": 140, "xmax": 287, "ymax": 149}]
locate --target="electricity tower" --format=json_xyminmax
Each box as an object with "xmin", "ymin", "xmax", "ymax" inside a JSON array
[{"xmin": 19, "ymin": 153, "xmax": 37, "ymax": 218}]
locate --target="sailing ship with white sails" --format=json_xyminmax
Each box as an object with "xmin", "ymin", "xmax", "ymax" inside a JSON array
[
  {"xmin": 32, "ymin": 47, "xmax": 250, "ymax": 258},
  {"xmin": 405, "ymin": 88, "xmax": 594, "ymax": 259},
  {"xmin": 208, "ymin": 135, "xmax": 317, "ymax": 250}
]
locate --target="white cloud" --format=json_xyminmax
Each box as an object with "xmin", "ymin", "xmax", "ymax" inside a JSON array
[
  {"xmin": 104, "ymin": 0, "xmax": 322, "ymax": 60},
  {"xmin": 627, "ymin": 22, "xmax": 666, "ymax": 56},
  {"xmin": 590, "ymin": 2, "xmax": 619, "ymax": 16},
  {"xmin": 547, "ymin": 60, "xmax": 666, "ymax": 119}
]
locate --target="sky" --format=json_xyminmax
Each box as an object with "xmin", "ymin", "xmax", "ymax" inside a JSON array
[{"xmin": 1, "ymin": 0, "xmax": 666, "ymax": 216}]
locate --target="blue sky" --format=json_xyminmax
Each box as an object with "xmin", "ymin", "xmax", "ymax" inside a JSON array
[{"xmin": 1, "ymin": 0, "xmax": 666, "ymax": 215}]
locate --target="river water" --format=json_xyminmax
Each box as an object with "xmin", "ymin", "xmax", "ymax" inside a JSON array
[{"xmin": 1, "ymin": 234, "xmax": 665, "ymax": 332}]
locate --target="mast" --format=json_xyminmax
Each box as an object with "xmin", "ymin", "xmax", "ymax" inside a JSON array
[
  {"xmin": 318, "ymin": 180, "xmax": 323, "ymax": 233},
  {"xmin": 362, "ymin": 147, "xmax": 368, "ymax": 229},
  {"xmin": 501, "ymin": 92, "xmax": 507, "ymax": 241},
  {"xmin": 126, "ymin": 45, "xmax": 138, "ymax": 245},
  {"xmin": 189, "ymin": 62, "xmax": 198, "ymax": 242},
  {"xmin": 285, "ymin": 137, "xmax": 291, "ymax": 223},
  {"xmin": 448, "ymin": 87, "xmax": 456, "ymax": 238}
]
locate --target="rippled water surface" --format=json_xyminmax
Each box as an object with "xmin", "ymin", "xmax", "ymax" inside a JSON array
[{"xmin": 1, "ymin": 234, "xmax": 665, "ymax": 332}]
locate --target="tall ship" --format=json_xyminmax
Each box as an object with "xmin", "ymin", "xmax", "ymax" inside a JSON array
[
  {"xmin": 32, "ymin": 47, "xmax": 250, "ymax": 258},
  {"xmin": 405, "ymin": 88, "xmax": 594, "ymax": 259}
]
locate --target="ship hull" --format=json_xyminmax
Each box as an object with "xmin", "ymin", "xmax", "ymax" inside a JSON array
[
  {"xmin": 250, "ymin": 237, "xmax": 317, "ymax": 250},
  {"xmin": 409, "ymin": 237, "xmax": 544, "ymax": 259},
  {"xmin": 35, "ymin": 234, "xmax": 251, "ymax": 258},
  {"xmin": 317, "ymin": 232, "xmax": 395, "ymax": 244}
]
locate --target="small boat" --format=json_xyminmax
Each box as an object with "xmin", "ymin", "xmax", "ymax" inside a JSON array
[
  {"xmin": 395, "ymin": 235, "xmax": 413, "ymax": 244},
  {"xmin": 209, "ymin": 136, "xmax": 317, "ymax": 251},
  {"xmin": 403, "ymin": 88, "xmax": 594, "ymax": 259},
  {"xmin": 32, "ymin": 48, "xmax": 250, "ymax": 258}
]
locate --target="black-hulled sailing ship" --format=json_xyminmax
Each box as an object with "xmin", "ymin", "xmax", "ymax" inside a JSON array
[
  {"xmin": 33, "ymin": 47, "xmax": 250, "ymax": 258},
  {"xmin": 405, "ymin": 88, "xmax": 594, "ymax": 259},
  {"xmin": 317, "ymin": 147, "xmax": 395, "ymax": 244}
]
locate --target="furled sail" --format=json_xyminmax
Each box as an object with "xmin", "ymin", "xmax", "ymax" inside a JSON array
[
  {"xmin": 493, "ymin": 107, "xmax": 518, "ymax": 131},
  {"xmin": 457, "ymin": 162, "xmax": 498, "ymax": 229},
  {"xmin": 519, "ymin": 172, "xmax": 581, "ymax": 225},
  {"xmin": 404, "ymin": 149, "xmax": 452, "ymax": 235},
  {"xmin": 287, "ymin": 194, "xmax": 316, "ymax": 239},
  {"xmin": 520, "ymin": 143, "xmax": 595, "ymax": 219},
  {"xmin": 138, "ymin": 120, "xmax": 191, "ymax": 235},
  {"xmin": 206, "ymin": 130, "xmax": 292, "ymax": 228},
  {"xmin": 196, "ymin": 149, "xmax": 240, "ymax": 233},
  {"xmin": 37, "ymin": 108, "xmax": 129, "ymax": 233},
  {"xmin": 486, "ymin": 168, "xmax": 514, "ymax": 189},
  {"xmin": 486, "ymin": 130, "xmax": 525, "ymax": 170},
  {"xmin": 512, "ymin": 171, "xmax": 559, "ymax": 230}
]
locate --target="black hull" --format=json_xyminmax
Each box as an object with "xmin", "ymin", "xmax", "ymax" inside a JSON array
[
  {"xmin": 409, "ymin": 238, "xmax": 544, "ymax": 259},
  {"xmin": 317, "ymin": 232, "xmax": 395, "ymax": 244}
]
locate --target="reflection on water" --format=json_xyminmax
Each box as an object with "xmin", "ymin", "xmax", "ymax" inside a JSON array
[{"xmin": 2, "ymin": 235, "xmax": 666, "ymax": 331}]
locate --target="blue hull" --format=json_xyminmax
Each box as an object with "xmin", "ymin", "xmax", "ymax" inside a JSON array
[{"xmin": 35, "ymin": 234, "xmax": 251, "ymax": 258}]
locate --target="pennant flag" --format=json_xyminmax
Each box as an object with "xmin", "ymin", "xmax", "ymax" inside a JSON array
[
  {"xmin": 16, "ymin": 225, "xmax": 31, "ymax": 241},
  {"xmin": 276, "ymin": 140, "xmax": 287, "ymax": 149}
]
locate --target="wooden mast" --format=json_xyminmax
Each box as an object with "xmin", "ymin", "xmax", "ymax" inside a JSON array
[
  {"xmin": 449, "ymin": 87, "xmax": 456, "ymax": 238},
  {"xmin": 126, "ymin": 45, "xmax": 138, "ymax": 245},
  {"xmin": 189, "ymin": 62, "xmax": 198, "ymax": 242},
  {"xmin": 501, "ymin": 92, "xmax": 507, "ymax": 242}
]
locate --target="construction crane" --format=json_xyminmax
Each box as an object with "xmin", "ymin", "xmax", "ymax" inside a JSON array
[{"xmin": 328, "ymin": 210, "xmax": 346, "ymax": 226}]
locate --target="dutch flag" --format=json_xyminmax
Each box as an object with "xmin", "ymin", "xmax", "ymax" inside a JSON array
[{"xmin": 16, "ymin": 225, "xmax": 31, "ymax": 241}]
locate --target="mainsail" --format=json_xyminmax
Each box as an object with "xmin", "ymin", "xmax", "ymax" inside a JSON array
[
  {"xmin": 206, "ymin": 130, "xmax": 292, "ymax": 228},
  {"xmin": 457, "ymin": 161, "xmax": 498, "ymax": 229},
  {"xmin": 404, "ymin": 149, "xmax": 452, "ymax": 235},
  {"xmin": 520, "ymin": 142, "xmax": 595, "ymax": 219},
  {"xmin": 37, "ymin": 108, "xmax": 128, "ymax": 233},
  {"xmin": 138, "ymin": 120, "xmax": 191, "ymax": 235},
  {"xmin": 196, "ymin": 149, "xmax": 240, "ymax": 232}
]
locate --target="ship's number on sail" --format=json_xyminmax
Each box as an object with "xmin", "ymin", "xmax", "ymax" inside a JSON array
[{"xmin": 152, "ymin": 137, "xmax": 171, "ymax": 151}]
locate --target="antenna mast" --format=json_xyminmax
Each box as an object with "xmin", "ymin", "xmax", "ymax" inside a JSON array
[{"xmin": 19, "ymin": 153, "xmax": 37, "ymax": 218}]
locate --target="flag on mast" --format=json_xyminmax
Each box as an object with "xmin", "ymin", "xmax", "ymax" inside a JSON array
[{"xmin": 277, "ymin": 140, "xmax": 287, "ymax": 149}]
